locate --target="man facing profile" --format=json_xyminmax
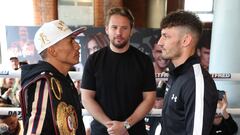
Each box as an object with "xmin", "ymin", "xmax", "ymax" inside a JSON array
[
  {"xmin": 158, "ymin": 11, "xmax": 218, "ymax": 135},
  {"xmin": 20, "ymin": 20, "xmax": 86, "ymax": 135}
]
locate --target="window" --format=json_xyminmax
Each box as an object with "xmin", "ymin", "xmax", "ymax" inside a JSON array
[
  {"xmin": 184, "ymin": 0, "xmax": 214, "ymax": 22},
  {"xmin": 58, "ymin": 0, "xmax": 94, "ymax": 26},
  {"xmin": 0, "ymin": 0, "xmax": 34, "ymax": 25}
]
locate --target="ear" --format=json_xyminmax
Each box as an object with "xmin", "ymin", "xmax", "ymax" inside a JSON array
[
  {"xmin": 182, "ymin": 34, "xmax": 192, "ymax": 47},
  {"xmin": 105, "ymin": 26, "xmax": 109, "ymax": 35},
  {"xmin": 47, "ymin": 46, "xmax": 57, "ymax": 56}
]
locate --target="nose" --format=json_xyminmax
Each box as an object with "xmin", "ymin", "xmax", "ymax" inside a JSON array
[
  {"xmin": 73, "ymin": 40, "xmax": 80, "ymax": 50},
  {"xmin": 157, "ymin": 37, "xmax": 164, "ymax": 47},
  {"xmin": 116, "ymin": 27, "xmax": 122, "ymax": 35}
]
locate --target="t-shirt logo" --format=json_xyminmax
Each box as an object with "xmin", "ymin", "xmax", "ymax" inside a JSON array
[{"xmin": 171, "ymin": 94, "xmax": 177, "ymax": 102}]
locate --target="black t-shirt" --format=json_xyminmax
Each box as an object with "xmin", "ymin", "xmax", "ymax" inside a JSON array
[{"xmin": 81, "ymin": 46, "xmax": 156, "ymax": 134}]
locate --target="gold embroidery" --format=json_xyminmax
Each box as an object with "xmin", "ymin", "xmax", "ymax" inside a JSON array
[
  {"xmin": 39, "ymin": 32, "xmax": 50, "ymax": 47},
  {"xmin": 50, "ymin": 77, "xmax": 62, "ymax": 100},
  {"xmin": 57, "ymin": 102, "xmax": 78, "ymax": 135},
  {"xmin": 57, "ymin": 20, "xmax": 69, "ymax": 31}
]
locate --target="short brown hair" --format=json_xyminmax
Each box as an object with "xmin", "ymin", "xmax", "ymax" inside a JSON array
[
  {"xmin": 9, "ymin": 57, "xmax": 18, "ymax": 61},
  {"xmin": 105, "ymin": 7, "xmax": 135, "ymax": 28},
  {"xmin": 161, "ymin": 11, "xmax": 203, "ymax": 40}
]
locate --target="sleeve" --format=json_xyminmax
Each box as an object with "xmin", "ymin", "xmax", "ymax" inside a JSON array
[
  {"xmin": 223, "ymin": 114, "xmax": 238, "ymax": 134},
  {"xmin": 202, "ymin": 74, "xmax": 218, "ymax": 135},
  {"xmin": 142, "ymin": 56, "xmax": 156, "ymax": 92},
  {"xmin": 24, "ymin": 79, "xmax": 49, "ymax": 135},
  {"xmin": 81, "ymin": 55, "xmax": 96, "ymax": 91},
  {"xmin": 182, "ymin": 73, "xmax": 218, "ymax": 135}
]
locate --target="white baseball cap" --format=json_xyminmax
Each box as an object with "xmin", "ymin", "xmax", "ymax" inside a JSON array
[{"xmin": 34, "ymin": 20, "xmax": 87, "ymax": 54}]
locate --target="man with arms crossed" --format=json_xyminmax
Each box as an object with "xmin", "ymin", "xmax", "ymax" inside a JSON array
[
  {"xmin": 158, "ymin": 11, "xmax": 218, "ymax": 135},
  {"xmin": 81, "ymin": 7, "xmax": 156, "ymax": 135}
]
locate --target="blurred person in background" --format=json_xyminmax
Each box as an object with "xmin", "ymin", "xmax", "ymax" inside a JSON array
[
  {"xmin": 210, "ymin": 91, "xmax": 238, "ymax": 135},
  {"xmin": 145, "ymin": 81, "xmax": 166, "ymax": 135},
  {"xmin": 86, "ymin": 32, "xmax": 109, "ymax": 56},
  {"xmin": 151, "ymin": 41, "xmax": 169, "ymax": 85},
  {"xmin": 0, "ymin": 115, "xmax": 21, "ymax": 135},
  {"xmin": 0, "ymin": 78, "xmax": 20, "ymax": 106},
  {"xmin": 151, "ymin": 38, "xmax": 169, "ymax": 74},
  {"xmin": 87, "ymin": 35, "xmax": 100, "ymax": 56},
  {"xmin": 9, "ymin": 57, "xmax": 19, "ymax": 70},
  {"xmin": 197, "ymin": 30, "xmax": 211, "ymax": 71},
  {"xmin": 0, "ymin": 101, "xmax": 21, "ymax": 135}
]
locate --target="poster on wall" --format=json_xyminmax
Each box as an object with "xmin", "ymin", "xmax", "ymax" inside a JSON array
[
  {"xmin": 78, "ymin": 27, "xmax": 161, "ymax": 66},
  {"xmin": 2, "ymin": 26, "xmax": 161, "ymax": 70},
  {"xmin": 4, "ymin": 26, "xmax": 41, "ymax": 64},
  {"xmin": 76, "ymin": 27, "xmax": 165, "ymax": 86},
  {"xmin": 1, "ymin": 26, "xmax": 212, "ymax": 68}
]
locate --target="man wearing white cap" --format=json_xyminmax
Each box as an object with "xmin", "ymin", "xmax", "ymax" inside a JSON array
[{"xmin": 19, "ymin": 20, "xmax": 86, "ymax": 135}]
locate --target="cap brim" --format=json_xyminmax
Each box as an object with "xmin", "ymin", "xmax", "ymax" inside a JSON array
[{"xmin": 71, "ymin": 27, "xmax": 87, "ymax": 37}]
